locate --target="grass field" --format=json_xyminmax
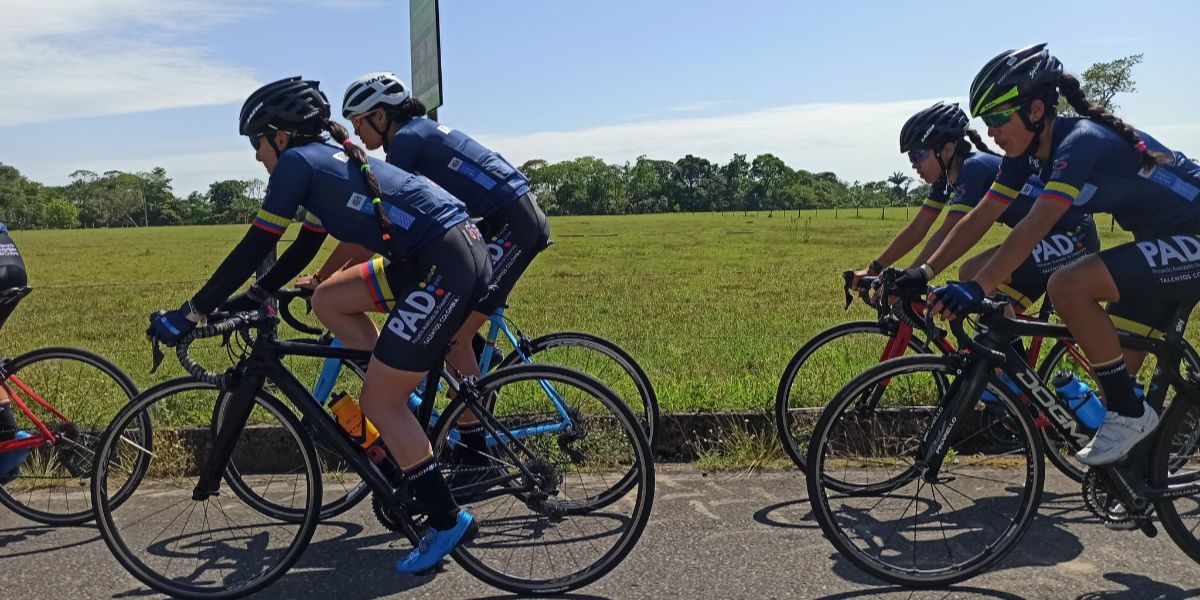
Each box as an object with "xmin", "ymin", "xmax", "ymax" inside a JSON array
[{"xmin": 3, "ymin": 209, "xmax": 1138, "ymax": 416}]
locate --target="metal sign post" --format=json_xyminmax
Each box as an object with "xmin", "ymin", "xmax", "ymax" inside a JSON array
[{"xmin": 410, "ymin": 0, "xmax": 443, "ymax": 120}]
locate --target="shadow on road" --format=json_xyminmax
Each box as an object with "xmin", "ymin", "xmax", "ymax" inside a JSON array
[
  {"xmin": 1076, "ymin": 572, "xmax": 1200, "ymax": 600},
  {"xmin": 0, "ymin": 524, "xmax": 100, "ymax": 559},
  {"xmin": 813, "ymin": 585, "xmax": 1026, "ymax": 600}
]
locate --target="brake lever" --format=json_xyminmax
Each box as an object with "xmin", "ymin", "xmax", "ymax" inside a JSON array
[
  {"xmin": 150, "ymin": 337, "xmax": 164, "ymax": 374},
  {"xmin": 842, "ymin": 270, "xmax": 855, "ymax": 310}
]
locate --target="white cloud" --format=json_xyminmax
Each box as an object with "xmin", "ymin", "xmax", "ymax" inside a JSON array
[
  {"xmin": 476, "ymin": 98, "xmax": 952, "ymax": 183},
  {"xmin": 0, "ymin": 0, "xmax": 262, "ymax": 126}
]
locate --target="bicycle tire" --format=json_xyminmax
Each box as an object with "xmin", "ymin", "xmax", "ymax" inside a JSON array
[
  {"xmin": 0, "ymin": 346, "xmax": 147, "ymax": 526},
  {"xmin": 424, "ymin": 364, "xmax": 655, "ymax": 594},
  {"xmin": 775, "ymin": 320, "xmax": 934, "ymax": 472},
  {"xmin": 91, "ymin": 378, "xmax": 321, "ymax": 600},
  {"xmin": 806, "ymin": 354, "xmax": 1044, "ymax": 588}
]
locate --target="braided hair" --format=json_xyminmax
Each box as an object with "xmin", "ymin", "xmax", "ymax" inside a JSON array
[{"xmin": 1055, "ymin": 73, "xmax": 1170, "ymax": 172}]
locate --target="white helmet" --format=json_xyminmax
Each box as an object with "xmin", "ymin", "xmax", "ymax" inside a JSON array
[{"xmin": 342, "ymin": 72, "xmax": 411, "ymax": 118}]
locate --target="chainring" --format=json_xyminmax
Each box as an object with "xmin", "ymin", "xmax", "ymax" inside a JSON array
[{"xmin": 1082, "ymin": 469, "xmax": 1138, "ymax": 527}]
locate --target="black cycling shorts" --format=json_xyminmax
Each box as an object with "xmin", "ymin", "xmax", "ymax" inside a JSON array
[
  {"xmin": 0, "ymin": 231, "xmax": 27, "ymax": 329},
  {"xmin": 362, "ymin": 221, "xmax": 492, "ymax": 371},
  {"xmin": 474, "ymin": 193, "xmax": 551, "ymax": 315},
  {"xmin": 997, "ymin": 218, "xmax": 1100, "ymax": 311},
  {"xmin": 1104, "ymin": 234, "xmax": 1200, "ymax": 338}
]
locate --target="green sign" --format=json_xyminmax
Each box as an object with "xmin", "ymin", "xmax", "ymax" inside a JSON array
[{"xmin": 410, "ymin": 0, "xmax": 442, "ymax": 111}]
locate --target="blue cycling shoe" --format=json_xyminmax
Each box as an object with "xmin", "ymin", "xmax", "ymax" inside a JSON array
[
  {"xmin": 0, "ymin": 431, "xmax": 33, "ymax": 485},
  {"xmin": 396, "ymin": 510, "xmax": 477, "ymax": 575}
]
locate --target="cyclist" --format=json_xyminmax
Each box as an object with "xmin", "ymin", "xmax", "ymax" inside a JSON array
[
  {"xmin": 927, "ymin": 43, "xmax": 1200, "ymax": 466},
  {"xmin": 332, "ymin": 72, "xmax": 549, "ymax": 466},
  {"xmin": 0, "ymin": 221, "xmax": 30, "ymax": 480},
  {"xmin": 146, "ymin": 77, "xmax": 491, "ymax": 574},
  {"xmin": 860, "ymin": 101, "xmax": 1097, "ymax": 313}
]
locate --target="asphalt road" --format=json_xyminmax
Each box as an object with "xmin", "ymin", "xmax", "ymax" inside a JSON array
[{"xmin": 2, "ymin": 467, "xmax": 1199, "ymax": 599}]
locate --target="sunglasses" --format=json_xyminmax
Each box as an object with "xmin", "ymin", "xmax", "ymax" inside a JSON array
[
  {"xmin": 980, "ymin": 105, "xmax": 1023, "ymax": 128},
  {"xmin": 907, "ymin": 148, "xmax": 931, "ymax": 164},
  {"xmin": 248, "ymin": 132, "xmax": 267, "ymax": 150}
]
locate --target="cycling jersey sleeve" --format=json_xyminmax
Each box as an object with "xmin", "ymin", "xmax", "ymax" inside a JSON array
[
  {"xmin": 189, "ymin": 226, "xmax": 281, "ymax": 314},
  {"xmin": 921, "ymin": 185, "xmax": 949, "ymax": 215},
  {"xmin": 386, "ymin": 129, "xmax": 420, "ymax": 172},
  {"xmin": 980, "ymin": 157, "xmax": 1031, "ymax": 208},
  {"xmin": 1038, "ymin": 130, "xmax": 1102, "ymax": 207},
  {"xmin": 253, "ymin": 150, "xmax": 313, "ymax": 236},
  {"xmin": 946, "ymin": 158, "xmax": 996, "ymax": 220},
  {"xmin": 254, "ymin": 226, "xmax": 327, "ymax": 293}
]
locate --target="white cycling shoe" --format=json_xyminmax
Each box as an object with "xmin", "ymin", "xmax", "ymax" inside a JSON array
[{"xmin": 1075, "ymin": 401, "xmax": 1159, "ymax": 467}]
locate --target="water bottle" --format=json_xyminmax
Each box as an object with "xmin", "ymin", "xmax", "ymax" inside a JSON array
[
  {"xmin": 1051, "ymin": 372, "xmax": 1107, "ymax": 430},
  {"xmin": 324, "ymin": 391, "xmax": 381, "ymax": 449}
]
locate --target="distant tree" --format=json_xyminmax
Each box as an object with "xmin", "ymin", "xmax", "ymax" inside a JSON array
[{"xmin": 1058, "ymin": 54, "xmax": 1143, "ymax": 116}]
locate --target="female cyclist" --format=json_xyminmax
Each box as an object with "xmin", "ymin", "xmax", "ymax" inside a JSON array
[
  {"xmin": 858, "ymin": 101, "xmax": 1097, "ymax": 314},
  {"xmin": 927, "ymin": 43, "xmax": 1200, "ymax": 465},
  {"xmin": 146, "ymin": 76, "xmax": 491, "ymax": 573},
  {"xmin": 0, "ymin": 221, "xmax": 30, "ymax": 478},
  {"xmin": 332, "ymin": 72, "xmax": 549, "ymax": 465}
]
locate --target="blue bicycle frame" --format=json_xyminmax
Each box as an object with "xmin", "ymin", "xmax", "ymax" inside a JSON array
[{"xmin": 308, "ymin": 306, "xmax": 575, "ymax": 447}]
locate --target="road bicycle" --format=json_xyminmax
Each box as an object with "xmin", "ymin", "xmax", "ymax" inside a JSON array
[
  {"xmin": 805, "ymin": 284, "xmax": 1200, "ymax": 587},
  {"xmin": 90, "ymin": 308, "xmax": 655, "ymax": 599},
  {"xmin": 0, "ymin": 285, "xmax": 146, "ymax": 525}
]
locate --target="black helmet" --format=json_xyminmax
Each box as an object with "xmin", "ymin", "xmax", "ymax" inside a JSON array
[
  {"xmin": 969, "ymin": 43, "xmax": 1063, "ymax": 118},
  {"xmin": 899, "ymin": 102, "xmax": 969, "ymax": 152},
  {"xmin": 239, "ymin": 76, "xmax": 331, "ymax": 136}
]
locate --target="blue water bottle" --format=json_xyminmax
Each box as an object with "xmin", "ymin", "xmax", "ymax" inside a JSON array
[{"xmin": 1051, "ymin": 371, "xmax": 1107, "ymax": 429}]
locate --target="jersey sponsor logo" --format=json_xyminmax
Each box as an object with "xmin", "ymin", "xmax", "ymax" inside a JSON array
[
  {"xmin": 1032, "ymin": 233, "xmax": 1076, "ymax": 264},
  {"xmin": 1018, "ymin": 182, "xmax": 1045, "ymax": 197},
  {"xmin": 1136, "ymin": 236, "xmax": 1200, "ymax": 267},
  {"xmin": 347, "ymin": 192, "xmax": 369, "ymax": 210},
  {"xmin": 437, "ymin": 125, "xmax": 453, "ymax": 135},
  {"xmin": 385, "ymin": 290, "xmax": 439, "ymax": 341},
  {"xmin": 448, "ymin": 157, "xmax": 464, "ymax": 171},
  {"xmin": 954, "ymin": 184, "xmax": 967, "ymax": 199},
  {"xmin": 332, "ymin": 152, "xmax": 349, "ymax": 163}
]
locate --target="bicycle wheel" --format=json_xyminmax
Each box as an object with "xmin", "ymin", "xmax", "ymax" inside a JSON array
[
  {"xmin": 775, "ymin": 320, "xmax": 936, "ymax": 473},
  {"xmin": 1150, "ymin": 393, "xmax": 1200, "ymax": 562},
  {"xmin": 223, "ymin": 349, "xmax": 370, "ymax": 522},
  {"xmin": 807, "ymin": 355, "xmax": 1044, "ymax": 588},
  {"xmin": 1036, "ymin": 340, "xmax": 1092, "ymax": 483},
  {"xmin": 92, "ymin": 378, "xmax": 320, "ymax": 600},
  {"xmin": 497, "ymin": 331, "xmax": 659, "ymax": 450},
  {"xmin": 423, "ymin": 364, "xmax": 654, "ymax": 594},
  {"xmin": 0, "ymin": 347, "xmax": 148, "ymax": 526}
]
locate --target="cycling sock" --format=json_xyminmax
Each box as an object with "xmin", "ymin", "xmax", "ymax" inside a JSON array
[
  {"xmin": 0, "ymin": 403, "xmax": 16, "ymax": 441},
  {"xmin": 455, "ymin": 423, "xmax": 488, "ymax": 463},
  {"xmin": 1094, "ymin": 358, "xmax": 1143, "ymax": 418},
  {"xmin": 405, "ymin": 455, "xmax": 460, "ymax": 530}
]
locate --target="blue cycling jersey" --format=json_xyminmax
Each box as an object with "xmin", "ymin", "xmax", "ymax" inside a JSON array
[
  {"xmin": 920, "ymin": 152, "xmax": 1087, "ymax": 232},
  {"xmin": 386, "ymin": 118, "xmax": 530, "ymax": 218},
  {"xmin": 987, "ymin": 117, "xmax": 1200, "ymax": 239},
  {"xmin": 256, "ymin": 143, "xmax": 467, "ymax": 258},
  {"xmin": 0, "ymin": 222, "xmax": 7, "ymax": 234}
]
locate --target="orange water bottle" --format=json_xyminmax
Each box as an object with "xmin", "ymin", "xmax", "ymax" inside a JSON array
[{"xmin": 325, "ymin": 391, "xmax": 381, "ymax": 449}]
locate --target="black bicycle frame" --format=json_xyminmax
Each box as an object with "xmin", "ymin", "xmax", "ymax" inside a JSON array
[{"xmin": 190, "ymin": 331, "xmax": 549, "ymax": 507}]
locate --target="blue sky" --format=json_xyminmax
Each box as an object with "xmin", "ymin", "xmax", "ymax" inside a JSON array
[{"xmin": 2, "ymin": 0, "xmax": 1198, "ymax": 195}]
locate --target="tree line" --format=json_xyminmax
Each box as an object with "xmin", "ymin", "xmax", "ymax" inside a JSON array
[{"xmin": 0, "ymin": 157, "xmax": 927, "ymax": 230}]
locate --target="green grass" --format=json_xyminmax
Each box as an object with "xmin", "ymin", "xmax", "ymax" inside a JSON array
[{"xmin": 3, "ymin": 209, "xmax": 1138, "ymax": 419}]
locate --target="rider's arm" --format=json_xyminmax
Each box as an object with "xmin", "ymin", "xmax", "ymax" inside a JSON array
[
  {"xmin": 974, "ymin": 198, "xmax": 1069, "ymax": 293},
  {"xmin": 924, "ymin": 199, "xmax": 1007, "ymax": 273},
  {"xmin": 190, "ymin": 151, "xmax": 312, "ymax": 313},
  {"xmin": 872, "ymin": 198, "xmax": 944, "ymax": 268},
  {"xmin": 256, "ymin": 225, "xmax": 329, "ymax": 292}
]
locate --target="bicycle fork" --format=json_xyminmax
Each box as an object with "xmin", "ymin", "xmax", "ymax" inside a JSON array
[{"xmin": 918, "ymin": 357, "xmax": 991, "ymax": 483}]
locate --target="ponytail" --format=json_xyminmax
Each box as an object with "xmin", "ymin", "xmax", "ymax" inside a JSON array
[
  {"xmin": 323, "ymin": 119, "xmax": 396, "ymax": 244},
  {"xmin": 385, "ymin": 97, "xmax": 428, "ymax": 125},
  {"xmin": 965, "ymin": 128, "xmax": 998, "ymax": 156},
  {"xmin": 1057, "ymin": 73, "xmax": 1170, "ymax": 172}
]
